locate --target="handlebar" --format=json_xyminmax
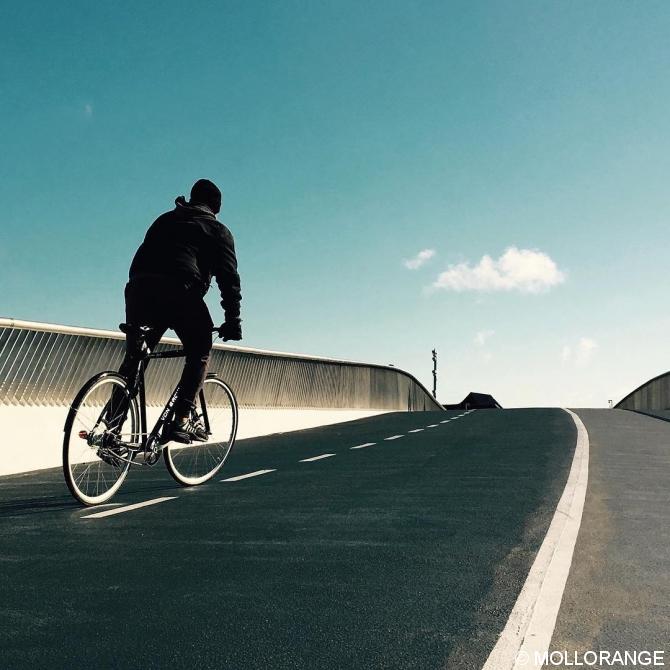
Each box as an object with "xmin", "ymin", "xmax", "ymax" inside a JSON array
[{"xmin": 212, "ymin": 327, "xmax": 240, "ymax": 343}]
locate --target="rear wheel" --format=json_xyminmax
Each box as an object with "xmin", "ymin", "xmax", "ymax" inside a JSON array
[
  {"xmin": 63, "ymin": 372, "xmax": 139, "ymax": 505},
  {"xmin": 164, "ymin": 376, "xmax": 238, "ymax": 486}
]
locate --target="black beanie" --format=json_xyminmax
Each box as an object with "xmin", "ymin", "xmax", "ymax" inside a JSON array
[{"xmin": 190, "ymin": 179, "xmax": 222, "ymax": 214}]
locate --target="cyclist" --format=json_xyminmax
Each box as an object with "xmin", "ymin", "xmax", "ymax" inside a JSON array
[{"xmin": 117, "ymin": 178, "xmax": 242, "ymax": 443}]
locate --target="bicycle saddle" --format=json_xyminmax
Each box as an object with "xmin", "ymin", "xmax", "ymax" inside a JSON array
[{"xmin": 119, "ymin": 323, "xmax": 155, "ymax": 338}]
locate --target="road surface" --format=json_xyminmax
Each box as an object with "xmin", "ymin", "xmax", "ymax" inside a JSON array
[{"xmin": 0, "ymin": 408, "xmax": 666, "ymax": 668}]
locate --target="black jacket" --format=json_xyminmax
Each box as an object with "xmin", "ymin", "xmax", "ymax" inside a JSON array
[{"xmin": 129, "ymin": 197, "xmax": 241, "ymax": 318}]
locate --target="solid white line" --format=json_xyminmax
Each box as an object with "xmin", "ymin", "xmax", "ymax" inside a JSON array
[
  {"xmin": 350, "ymin": 442, "xmax": 376, "ymax": 450},
  {"xmin": 440, "ymin": 420, "xmax": 450, "ymax": 424},
  {"xmin": 81, "ymin": 496, "xmax": 178, "ymax": 519},
  {"xmin": 408, "ymin": 428, "xmax": 424, "ymax": 433},
  {"xmin": 481, "ymin": 408, "xmax": 589, "ymax": 670},
  {"xmin": 299, "ymin": 453, "xmax": 336, "ymax": 462},
  {"xmin": 221, "ymin": 469, "xmax": 276, "ymax": 482},
  {"xmin": 384, "ymin": 435, "xmax": 404, "ymax": 441}
]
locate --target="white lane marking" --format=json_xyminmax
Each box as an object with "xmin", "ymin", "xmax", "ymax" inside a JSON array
[
  {"xmin": 482, "ymin": 408, "xmax": 589, "ymax": 670},
  {"xmin": 350, "ymin": 442, "xmax": 376, "ymax": 450},
  {"xmin": 408, "ymin": 428, "xmax": 424, "ymax": 433},
  {"xmin": 426, "ymin": 424, "xmax": 439, "ymax": 428},
  {"xmin": 384, "ymin": 434, "xmax": 404, "ymax": 441},
  {"xmin": 81, "ymin": 496, "xmax": 177, "ymax": 519},
  {"xmin": 300, "ymin": 453, "xmax": 336, "ymax": 462},
  {"xmin": 440, "ymin": 420, "xmax": 451, "ymax": 424},
  {"xmin": 222, "ymin": 469, "xmax": 276, "ymax": 482}
]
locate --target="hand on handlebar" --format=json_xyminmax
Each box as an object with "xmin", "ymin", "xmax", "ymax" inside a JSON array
[{"xmin": 217, "ymin": 318, "xmax": 242, "ymax": 342}]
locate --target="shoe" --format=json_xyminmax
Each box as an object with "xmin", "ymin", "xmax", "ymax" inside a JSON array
[{"xmin": 169, "ymin": 417, "xmax": 209, "ymax": 444}]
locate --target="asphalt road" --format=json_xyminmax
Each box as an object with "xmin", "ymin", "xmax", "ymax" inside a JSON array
[
  {"xmin": 551, "ymin": 409, "xmax": 670, "ymax": 657},
  {"xmin": 0, "ymin": 408, "xmax": 579, "ymax": 669},
  {"xmin": 4, "ymin": 406, "xmax": 667, "ymax": 670},
  {"xmin": 4, "ymin": 408, "xmax": 668, "ymax": 668}
]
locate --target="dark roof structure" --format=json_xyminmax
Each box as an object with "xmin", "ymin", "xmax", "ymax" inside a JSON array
[{"xmin": 443, "ymin": 392, "xmax": 502, "ymax": 410}]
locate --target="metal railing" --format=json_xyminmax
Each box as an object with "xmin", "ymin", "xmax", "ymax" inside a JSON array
[{"xmin": 0, "ymin": 319, "xmax": 442, "ymax": 411}]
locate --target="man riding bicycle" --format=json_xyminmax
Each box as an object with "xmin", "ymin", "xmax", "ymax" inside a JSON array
[{"xmin": 118, "ymin": 178, "xmax": 242, "ymax": 444}]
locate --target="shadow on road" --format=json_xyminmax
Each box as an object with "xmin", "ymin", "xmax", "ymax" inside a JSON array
[{"xmin": 0, "ymin": 495, "xmax": 80, "ymax": 516}]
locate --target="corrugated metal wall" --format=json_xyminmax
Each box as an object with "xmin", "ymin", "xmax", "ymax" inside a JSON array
[{"xmin": 0, "ymin": 320, "xmax": 442, "ymax": 411}]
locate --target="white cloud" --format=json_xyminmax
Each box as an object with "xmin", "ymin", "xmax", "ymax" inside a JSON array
[
  {"xmin": 403, "ymin": 248, "xmax": 436, "ymax": 270},
  {"xmin": 474, "ymin": 329, "xmax": 495, "ymax": 346},
  {"xmin": 576, "ymin": 337, "xmax": 597, "ymax": 365},
  {"xmin": 562, "ymin": 337, "xmax": 598, "ymax": 367},
  {"xmin": 84, "ymin": 103, "xmax": 93, "ymax": 117},
  {"xmin": 431, "ymin": 246, "xmax": 566, "ymax": 293}
]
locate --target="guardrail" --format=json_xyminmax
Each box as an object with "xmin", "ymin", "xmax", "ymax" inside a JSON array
[
  {"xmin": 0, "ymin": 318, "xmax": 442, "ymax": 412},
  {"xmin": 615, "ymin": 371, "xmax": 670, "ymax": 412}
]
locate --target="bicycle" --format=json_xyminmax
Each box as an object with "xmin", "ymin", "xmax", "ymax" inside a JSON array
[{"xmin": 63, "ymin": 323, "xmax": 238, "ymax": 506}]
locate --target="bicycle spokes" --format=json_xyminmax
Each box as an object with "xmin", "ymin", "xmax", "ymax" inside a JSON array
[
  {"xmin": 163, "ymin": 377, "xmax": 237, "ymax": 486},
  {"xmin": 63, "ymin": 374, "xmax": 139, "ymax": 505}
]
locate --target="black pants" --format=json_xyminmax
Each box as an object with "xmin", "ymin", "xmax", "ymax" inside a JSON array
[{"xmin": 119, "ymin": 278, "xmax": 214, "ymax": 417}]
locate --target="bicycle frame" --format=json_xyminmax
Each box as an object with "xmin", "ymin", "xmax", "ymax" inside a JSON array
[
  {"xmin": 122, "ymin": 346, "xmax": 189, "ymax": 459},
  {"xmin": 100, "ymin": 328, "xmax": 221, "ymax": 463}
]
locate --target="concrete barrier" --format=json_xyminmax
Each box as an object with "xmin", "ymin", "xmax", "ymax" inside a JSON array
[{"xmin": 615, "ymin": 370, "xmax": 670, "ymax": 422}]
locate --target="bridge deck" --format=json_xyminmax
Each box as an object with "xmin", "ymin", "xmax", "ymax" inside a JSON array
[{"xmin": 0, "ymin": 409, "xmax": 665, "ymax": 668}]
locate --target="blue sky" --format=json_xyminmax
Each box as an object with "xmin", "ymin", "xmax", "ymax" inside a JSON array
[{"xmin": 2, "ymin": 1, "xmax": 670, "ymax": 406}]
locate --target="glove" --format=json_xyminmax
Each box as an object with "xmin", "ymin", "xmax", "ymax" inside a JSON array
[{"xmin": 218, "ymin": 318, "xmax": 242, "ymax": 341}]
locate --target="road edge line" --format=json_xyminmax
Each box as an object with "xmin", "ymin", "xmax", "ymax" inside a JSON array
[{"xmin": 481, "ymin": 408, "xmax": 589, "ymax": 670}]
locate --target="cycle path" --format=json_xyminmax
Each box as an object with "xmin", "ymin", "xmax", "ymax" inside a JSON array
[
  {"xmin": 0, "ymin": 408, "xmax": 576, "ymax": 669},
  {"xmin": 550, "ymin": 409, "xmax": 670, "ymax": 658}
]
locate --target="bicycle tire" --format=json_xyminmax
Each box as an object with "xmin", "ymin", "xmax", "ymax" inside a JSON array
[
  {"xmin": 164, "ymin": 376, "xmax": 238, "ymax": 486},
  {"xmin": 63, "ymin": 372, "xmax": 139, "ymax": 506}
]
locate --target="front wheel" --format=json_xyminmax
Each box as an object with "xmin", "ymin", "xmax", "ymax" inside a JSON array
[
  {"xmin": 63, "ymin": 372, "xmax": 139, "ymax": 505},
  {"xmin": 164, "ymin": 376, "xmax": 238, "ymax": 486}
]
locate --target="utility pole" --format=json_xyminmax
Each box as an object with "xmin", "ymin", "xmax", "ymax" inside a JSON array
[{"xmin": 432, "ymin": 349, "xmax": 437, "ymax": 399}]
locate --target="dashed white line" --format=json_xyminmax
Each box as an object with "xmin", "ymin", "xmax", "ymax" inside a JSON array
[
  {"xmin": 384, "ymin": 434, "xmax": 404, "ymax": 441},
  {"xmin": 440, "ymin": 420, "xmax": 450, "ymax": 424},
  {"xmin": 81, "ymin": 496, "xmax": 177, "ymax": 519},
  {"xmin": 222, "ymin": 469, "xmax": 276, "ymax": 482},
  {"xmin": 300, "ymin": 453, "xmax": 336, "ymax": 462},
  {"xmin": 426, "ymin": 424, "xmax": 439, "ymax": 428},
  {"xmin": 408, "ymin": 428, "xmax": 424, "ymax": 433},
  {"xmin": 350, "ymin": 442, "xmax": 376, "ymax": 450}
]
